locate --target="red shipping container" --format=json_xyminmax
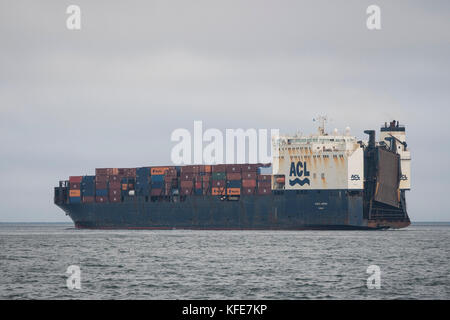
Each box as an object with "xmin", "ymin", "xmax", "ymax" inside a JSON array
[
  {"xmin": 242, "ymin": 179, "xmax": 257, "ymax": 188},
  {"xmin": 180, "ymin": 165, "xmax": 195, "ymax": 173},
  {"xmin": 95, "ymin": 175, "xmax": 108, "ymax": 182},
  {"xmin": 202, "ymin": 175, "xmax": 211, "ymax": 182},
  {"xmin": 227, "ymin": 173, "xmax": 242, "ymax": 180},
  {"xmin": 258, "ymin": 174, "xmax": 271, "ymax": 181},
  {"xmin": 69, "ymin": 176, "xmax": 82, "ymax": 183},
  {"xmin": 166, "ymin": 168, "xmax": 177, "ymax": 177},
  {"xmin": 226, "ymin": 164, "xmax": 241, "ymax": 173},
  {"xmin": 212, "ymin": 164, "xmax": 226, "ymax": 173},
  {"xmin": 212, "ymin": 180, "xmax": 226, "ymax": 187},
  {"xmin": 109, "ymin": 175, "xmax": 120, "ymax": 182},
  {"xmin": 180, "ymin": 173, "xmax": 193, "ymax": 181},
  {"xmin": 109, "ymin": 181, "xmax": 121, "ymax": 189},
  {"xmin": 241, "ymin": 164, "xmax": 259, "ymax": 172},
  {"xmin": 96, "ymin": 168, "xmax": 112, "ymax": 176},
  {"xmin": 69, "ymin": 182, "xmax": 80, "ymax": 189},
  {"xmin": 109, "ymin": 189, "xmax": 120, "ymax": 196},
  {"xmin": 202, "ymin": 181, "xmax": 210, "ymax": 189},
  {"xmin": 95, "ymin": 196, "xmax": 108, "ymax": 203},
  {"xmin": 258, "ymin": 181, "xmax": 271, "ymax": 189},
  {"xmin": 151, "ymin": 189, "xmax": 163, "ymax": 196},
  {"xmin": 95, "ymin": 181, "xmax": 107, "ymax": 189},
  {"xmin": 82, "ymin": 196, "xmax": 94, "ymax": 203},
  {"xmin": 257, "ymin": 187, "xmax": 271, "ymax": 195},
  {"xmin": 180, "ymin": 180, "xmax": 193, "ymax": 188},
  {"xmin": 109, "ymin": 195, "xmax": 121, "ymax": 202},
  {"xmin": 195, "ymin": 181, "xmax": 202, "ymax": 189},
  {"xmin": 180, "ymin": 187, "xmax": 193, "ymax": 195},
  {"xmin": 242, "ymin": 172, "xmax": 257, "ymax": 179},
  {"xmin": 242, "ymin": 187, "xmax": 255, "ymax": 195}
]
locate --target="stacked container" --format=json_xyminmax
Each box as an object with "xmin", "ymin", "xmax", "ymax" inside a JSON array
[
  {"xmin": 95, "ymin": 168, "xmax": 111, "ymax": 203},
  {"xmin": 136, "ymin": 167, "xmax": 150, "ymax": 196},
  {"xmin": 69, "ymin": 176, "xmax": 82, "ymax": 203},
  {"xmin": 81, "ymin": 176, "xmax": 95, "ymax": 203}
]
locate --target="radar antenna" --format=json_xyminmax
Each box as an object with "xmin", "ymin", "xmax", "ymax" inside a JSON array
[{"xmin": 313, "ymin": 115, "xmax": 328, "ymax": 135}]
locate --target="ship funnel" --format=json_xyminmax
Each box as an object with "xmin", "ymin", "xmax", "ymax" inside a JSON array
[{"xmin": 364, "ymin": 130, "xmax": 376, "ymax": 149}]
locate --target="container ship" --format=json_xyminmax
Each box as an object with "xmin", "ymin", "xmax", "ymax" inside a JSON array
[{"xmin": 54, "ymin": 120, "xmax": 411, "ymax": 230}]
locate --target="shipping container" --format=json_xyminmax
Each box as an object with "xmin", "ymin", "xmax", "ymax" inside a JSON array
[
  {"xmin": 180, "ymin": 165, "xmax": 195, "ymax": 174},
  {"xmin": 180, "ymin": 173, "xmax": 193, "ymax": 181},
  {"xmin": 95, "ymin": 168, "xmax": 113, "ymax": 176},
  {"xmin": 136, "ymin": 167, "xmax": 151, "ymax": 177},
  {"xmin": 211, "ymin": 187, "xmax": 226, "ymax": 195},
  {"xmin": 95, "ymin": 196, "xmax": 108, "ymax": 203},
  {"xmin": 82, "ymin": 196, "xmax": 94, "ymax": 203},
  {"xmin": 227, "ymin": 188, "xmax": 241, "ymax": 195},
  {"xmin": 226, "ymin": 164, "xmax": 241, "ymax": 173},
  {"xmin": 212, "ymin": 172, "xmax": 226, "ymax": 180},
  {"xmin": 109, "ymin": 195, "xmax": 121, "ymax": 203},
  {"xmin": 95, "ymin": 175, "xmax": 108, "ymax": 182},
  {"xmin": 242, "ymin": 179, "xmax": 257, "ymax": 188},
  {"xmin": 151, "ymin": 182, "xmax": 163, "ymax": 190},
  {"xmin": 69, "ymin": 182, "xmax": 80, "ymax": 190},
  {"xmin": 194, "ymin": 181, "xmax": 202, "ymax": 189},
  {"xmin": 202, "ymin": 175, "xmax": 211, "ymax": 182},
  {"xmin": 203, "ymin": 165, "xmax": 212, "ymax": 173},
  {"xmin": 180, "ymin": 187, "xmax": 192, "ymax": 195},
  {"xmin": 69, "ymin": 176, "xmax": 83, "ymax": 183},
  {"xmin": 109, "ymin": 189, "xmax": 120, "ymax": 196},
  {"xmin": 96, "ymin": 189, "xmax": 108, "ymax": 196},
  {"xmin": 122, "ymin": 183, "xmax": 128, "ymax": 191},
  {"xmin": 227, "ymin": 180, "xmax": 242, "ymax": 188},
  {"xmin": 194, "ymin": 188, "xmax": 203, "ymax": 195},
  {"xmin": 69, "ymin": 189, "xmax": 81, "ymax": 197},
  {"xmin": 109, "ymin": 181, "xmax": 121, "ymax": 189},
  {"xmin": 180, "ymin": 180, "xmax": 194, "ymax": 188},
  {"xmin": 149, "ymin": 188, "xmax": 161, "ymax": 196},
  {"xmin": 242, "ymin": 172, "xmax": 257, "ymax": 179},
  {"xmin": 212, "ymin": 164, "xmax": 226, "ymax": 173},
  {"xmin": 258, "ymin": 181, "xmax": 271, "ymax": 189},
  {"xmin": 109, "ymin": 175, "xmax": 120, "ymax": 182},
  {"xmin": 151, "ymin": 167, "xmax": 169, "ymax": 175},
  {"xmin": 241, "ymin": 164, "xmax": 259, "ymax": 172},
  {"xmin": 212, "ymin": 180, "xmax": 226, "ymax": 188},
  {"xmin": 226, "ymin": 172, "xmax": 241, "ymax": 180},
  {"xmin": 257, "ymin": 174, "xmax": 271, "ymax": 182},
  {"xmin": 95, "ymin": 181, "xmax": 107, "ymax": 190},
  {"xmin": 69, "ymin": 196, "xmax": 81, "ymax": 203},
  {"xmin": 150, "ymin": 174, "xmax": 164, "ymax": 183}
]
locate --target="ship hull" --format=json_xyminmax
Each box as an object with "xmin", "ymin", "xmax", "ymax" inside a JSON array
[{"xmin": 57, "ymin": 190, "xmax": 409, "ymax": 230}]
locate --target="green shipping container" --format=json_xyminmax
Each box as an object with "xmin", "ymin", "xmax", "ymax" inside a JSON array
[{"xmin": 212, "ymin": 172, "xmax": 226, "ymax": 180}]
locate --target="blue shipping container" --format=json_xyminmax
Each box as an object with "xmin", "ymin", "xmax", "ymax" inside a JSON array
[
  {"xmin": 96, "ymin": 189, "xmax": 108, "ymax": 196},
  {"xmin": 227, "ymin": 180, "xmax": 242, "ymax": 188},
  {"xmin": 69, "ymin": 196, "xmax": 81, "ymax": 203},
  {"xmin": 151, "ymin": 174, "xmax": 164, "ymax": 182}
]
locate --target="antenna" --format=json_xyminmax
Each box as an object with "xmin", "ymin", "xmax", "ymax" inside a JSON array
[{"xmin": 313, "ymin": 115, "xmax": 328, "ymax": 135}]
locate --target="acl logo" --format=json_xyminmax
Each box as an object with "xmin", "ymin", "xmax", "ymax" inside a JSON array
[
  {"xmin": 351, "ymin": 174, "xmax": 360, "ymax": 181},
  {"xmin": 289, "ymin": 161, "xmax": 310, "ymax": 186}
]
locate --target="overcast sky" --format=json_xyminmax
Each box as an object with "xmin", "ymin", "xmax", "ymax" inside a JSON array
[{"xmin": 0, "ymin": 0, "xmax": 449, "ymax": 222}]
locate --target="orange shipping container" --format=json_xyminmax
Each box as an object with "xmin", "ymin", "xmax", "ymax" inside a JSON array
[
  {"xmin": 204, "ymin": 165, "xmax": 212, "ymax": 173},
  {"xmin": 122, "ymin": 184, "xmax": 128, "ymax": 190},
  {"xmin": 151, "ymin": 167, "xmax": 169, "ymax": 175},
  {"xmin": 69, "ymin": 190, "xmax": 81, "ymax": 197},
  {"xmin": 211, "ymin": 187, "xmax": 226, "ymax": 195},
  {"xmin": 227, "ymin": 188, "xmax": 241, "ymax": 195}
]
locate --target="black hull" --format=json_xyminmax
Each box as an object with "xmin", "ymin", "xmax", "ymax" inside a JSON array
[{"xmin": 57, "ymin": 190, "xmax": 410, "ymax": 230}]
